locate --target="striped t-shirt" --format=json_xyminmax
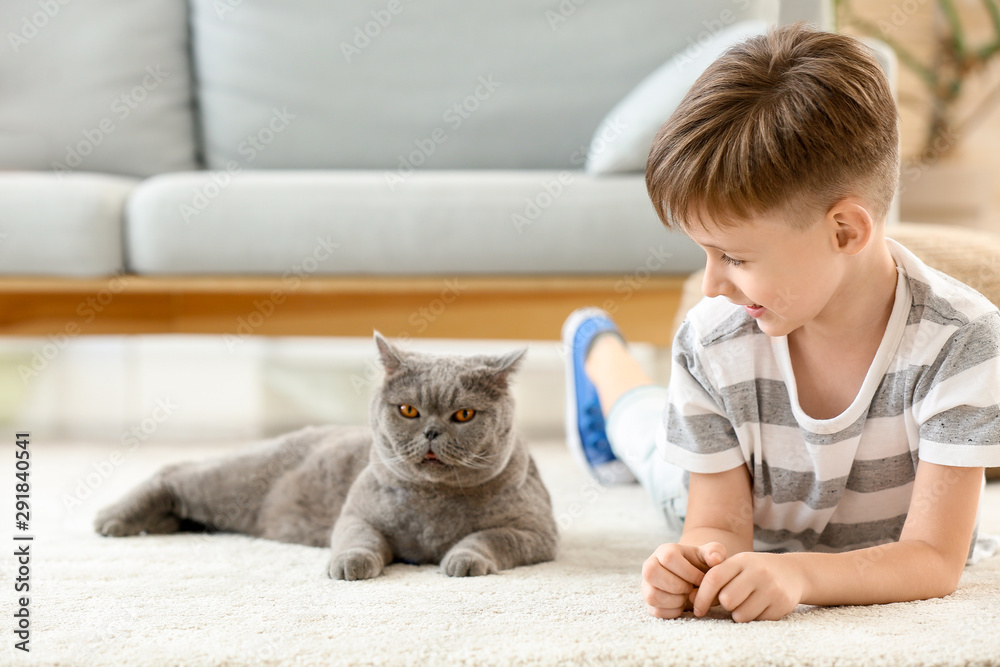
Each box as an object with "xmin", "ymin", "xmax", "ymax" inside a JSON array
[{"xmin": 662, "ymin": 238, "xmax": 1000, "ymax": 554}]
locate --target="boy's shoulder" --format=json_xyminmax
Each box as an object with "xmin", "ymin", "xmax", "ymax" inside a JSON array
[{"xmin": 888, "ymin": 238, "xmax": 1000, "ymax": 328}]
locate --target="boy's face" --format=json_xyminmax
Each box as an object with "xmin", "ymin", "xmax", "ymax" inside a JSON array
[{"xmin": 685, "ymin": 211, "xmax": 842, "ymax": 338}]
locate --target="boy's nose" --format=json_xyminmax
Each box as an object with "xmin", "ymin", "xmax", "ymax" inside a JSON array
[{"xmin": 701, "ymin": 261, "xmax": 732, "ymax": 299}]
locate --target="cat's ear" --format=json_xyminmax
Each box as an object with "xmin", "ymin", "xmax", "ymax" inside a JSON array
[
  {"xmin": 461, "ymin": 348, "xmax": 527, "ymax": 397},
  {"xmin": 374, "ymin": 331, "xmax": 406, "ymax": 374},
  {"xmin": 490, "ymin": 348, "xmax": 527, "ymax": 376},
  {"xmin": 480, "ymin": 348, "xmax": 527, "ymax": 387}
]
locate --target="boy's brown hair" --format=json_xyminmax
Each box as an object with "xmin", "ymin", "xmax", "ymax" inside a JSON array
[{"xmin": 645, "ymin": 22, "xmax": 898, "ymax": 230}]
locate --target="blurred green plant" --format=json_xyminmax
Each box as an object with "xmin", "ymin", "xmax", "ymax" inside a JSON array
[
  {"xmin": 0, "ymin": 351, "xmax": 34, "ymax": 426},
  {"xmin": 835, "ymin": 0, "xmax": 1000, "ymax": 158}
]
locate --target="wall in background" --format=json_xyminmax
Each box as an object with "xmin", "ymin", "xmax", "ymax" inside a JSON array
[{"xmin": 0, "ymin": 336, "xmax": 666, "ymax": 445}]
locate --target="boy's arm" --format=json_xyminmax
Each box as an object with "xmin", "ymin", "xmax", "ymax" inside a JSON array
[
  {"xmin": 788, "ymin": 461, "xmax": 983, "ymax": 605},
  {"xmin": 678, "ymin": 465, "xmax": 755, "ymax": 556},
  {"xmin": 692, "ymin": 461, "xmax": 983, "ymax": 620}
]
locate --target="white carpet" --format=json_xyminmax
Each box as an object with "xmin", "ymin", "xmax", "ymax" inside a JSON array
[{"xmin": 5, "ymin": 437, "xmax": 1000, "ymax": 666}]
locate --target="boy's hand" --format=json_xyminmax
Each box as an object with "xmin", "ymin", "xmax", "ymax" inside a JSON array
[
  {"xmin": 641, "ymin": 542, "xmax": 727, "ymax": 619},
  {"xmin": 692, "ymin": 552, "xmax": 805, "ymax": 622}
]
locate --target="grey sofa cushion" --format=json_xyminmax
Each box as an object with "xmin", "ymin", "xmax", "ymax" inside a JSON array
[
  {"xmin": 585, "ymin": 20, "xmax": 769, "ymax": 175},
  {"xmin": 0, "ymin": 0, "xmax": 198, "ymax": 177},
  {"xmin": 190, "ymin": 0, "xmax": 779, "ymax": 171},
  {"xmin": 0, "ymin": 173, "xmax": 136, "ymax": 276},
  {"xmin": 125, "ymin": 170, "xmax": 703, "ymax": 275}
]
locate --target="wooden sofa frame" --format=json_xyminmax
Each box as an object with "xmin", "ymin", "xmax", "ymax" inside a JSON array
[{"xmin": 0, "ymin": 275, "xmax": 687, "ymax": 344}]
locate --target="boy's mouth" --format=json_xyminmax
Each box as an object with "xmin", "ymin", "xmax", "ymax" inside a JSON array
[{"xmin": 745, "ymin": 304, "xmax": 765, "ymax": 318}]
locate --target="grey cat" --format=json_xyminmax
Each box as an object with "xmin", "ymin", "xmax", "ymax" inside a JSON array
[{"xmin": 94, "ymin": 334, "xmax": 558, "ymax": 579}]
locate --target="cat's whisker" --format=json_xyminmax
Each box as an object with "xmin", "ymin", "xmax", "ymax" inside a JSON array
[
  {"xmin": 450, "ymin": 465, "xmax": 468, "ymax": 491},
  {"xmin": 431, "ymin": 444, "xmax": 491, "ymax": 470},
  {"xmin": 381, "ymin": 453, "xmax": 408, "ymax": 466},
  {"xmin": 391, "ymin": 439, "xmax": 427, "ymax": 462},
  {"xmin": 457, "ymin": 459, "xmax": 493, "ymax": 470},
  {"xmin": 454, "ymin": 452, "xmax": 496, "ymax": 470}
]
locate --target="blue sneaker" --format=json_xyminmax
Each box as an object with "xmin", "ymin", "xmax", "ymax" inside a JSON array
[{"xmin": 561, "ymin": 308, "xmax": 637, "ymax": 485}]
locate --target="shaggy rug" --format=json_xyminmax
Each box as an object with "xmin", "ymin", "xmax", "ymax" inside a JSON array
[{"xmin": 4, "ymin": 436, "xmax": 999, "ymax": 666}]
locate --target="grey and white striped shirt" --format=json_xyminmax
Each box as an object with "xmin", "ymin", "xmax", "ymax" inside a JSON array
[{"xmin": 663, "ymin": 239, "xmax": 1000, "ymax": 554}]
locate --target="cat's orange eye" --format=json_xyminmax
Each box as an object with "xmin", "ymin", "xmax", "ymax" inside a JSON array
[
  {"xmin": 399, "ymin": 404, "xmax": 420, "ymax": 419},
  {"xmin": 452, "ymin": 408, "xmax": 476, "ymax": 423}
]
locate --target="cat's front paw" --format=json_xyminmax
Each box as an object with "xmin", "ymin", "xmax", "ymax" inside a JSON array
[
  {"xmin": 328, "ymin": 549, "xmax": 384, "ymax": 581},
  {"xmin": 441, "ymin": 549, "xmax": 498, "ymax": 577}
]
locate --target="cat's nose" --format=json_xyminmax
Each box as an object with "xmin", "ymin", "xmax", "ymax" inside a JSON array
[{"xmin": 424, "ymin": 428, "xmax": 440, "ymax": 441}]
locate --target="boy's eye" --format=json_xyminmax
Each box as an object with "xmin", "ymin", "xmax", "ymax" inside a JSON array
[
  {"xmin": 452, "ymin": 408, "xmax": 476, "ymax": 423},
  {"xmin": 399, "ymin": 404, "xmax": 420, "ymax": 418},
  {"xmin": 720, "ymin": 253, "xmax": 744, "ymax": 267}
]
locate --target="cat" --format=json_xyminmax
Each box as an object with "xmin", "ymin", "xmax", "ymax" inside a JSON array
[{"xmin": 93, "ymin": 333, "xmax": 559, "ymax": 580}]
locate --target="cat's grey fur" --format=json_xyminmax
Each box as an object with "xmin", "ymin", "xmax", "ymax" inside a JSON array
[{"xmin": 94, "ymin": 334, "xmax": 558, "ymax": 579}]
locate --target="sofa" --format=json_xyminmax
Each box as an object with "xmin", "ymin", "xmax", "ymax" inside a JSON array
[{"xmin": 0, "ymin": 0, "xmax": 835, "ymax": 345}]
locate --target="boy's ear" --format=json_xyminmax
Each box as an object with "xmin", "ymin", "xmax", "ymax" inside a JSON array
[{"xmin": 828, "ymin": 197, "xmax": 875, "ymax": 255}]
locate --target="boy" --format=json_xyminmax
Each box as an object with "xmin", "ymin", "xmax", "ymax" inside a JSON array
[{"xmin": 562, "ymin": 23, "xmax": 1000, "ymax": 623}]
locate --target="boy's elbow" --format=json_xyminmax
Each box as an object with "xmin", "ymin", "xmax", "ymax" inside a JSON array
[
  {"xmin": 922, "ymin": 543, "xmax": 965, "ymax": 599},
  {"xmin": 938, "ymin": 566, "xmax": 964, "ymax": 598},
  {"xmin": 924, "ymin": 576, "xmax": 961, "ymax": 602},
  {"xmin": 928, "ymin": 572, "xmax": 961, "ymax": 599}
]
